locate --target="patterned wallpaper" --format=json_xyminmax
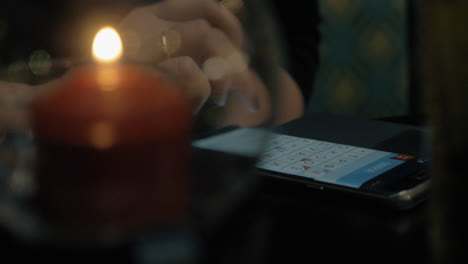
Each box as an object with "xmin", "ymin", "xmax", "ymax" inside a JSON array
[{"xmin": 307, "ymin": 0, "xmax": 409, "ymax": 118}]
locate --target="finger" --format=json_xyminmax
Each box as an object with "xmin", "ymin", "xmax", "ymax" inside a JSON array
[
  {"xmin": 200, "ymin": 58, "xmax": 257, "ymax": 110},
  {"xmin": 119, "ymin": 7, "xmax": 174, "ymax": 63},
  {"xmin": 214, "ymin": 69, "xmax": 273, "ymax": 127},
  {"xmin": 157, "ymin": 56, "xmax": 211, "ymax": 113},
  {"xmin": 150, "ymin": 0, "xmax": 243, "ymax": 48},
  {"xmin": 229, "ymin": 69, "xmax": 262, "ymax": 112},
  {"xmin": 168, "ymin": 19, "xmax": 249, "ymax": 105}
]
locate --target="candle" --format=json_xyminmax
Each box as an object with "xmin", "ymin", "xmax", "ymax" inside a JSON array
[{"xmin": 30, "ymin": 27, "xmax": 193, "ymax": 240}]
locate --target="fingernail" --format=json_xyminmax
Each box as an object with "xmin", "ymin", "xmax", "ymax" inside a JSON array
[
  {"xmin": 232, "ymin": 85, "xmax": 258, "ymax": 112},
  {"xmin": 192, "ymin": 98, "xmax": 206, "ymax": 115},
  {"xmin": 212, "ymin": 90, "xmax": 228, "ymax": 106},
  {"xmin": 242, "ymin": 96, "xmax": 259, "ymax": 112},
  {"xmin": 211, "ymin": 82, "xmax": 231, "ymax": 106}
]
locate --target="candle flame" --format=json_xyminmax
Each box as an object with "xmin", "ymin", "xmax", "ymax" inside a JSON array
[{"xmin": 92, "ymin": 27, "xmax": 123, "ymax": 63}]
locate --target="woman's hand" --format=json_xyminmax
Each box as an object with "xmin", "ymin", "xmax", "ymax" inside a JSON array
[{"xmin": 118, "ymin": 0, "xmax": 303, "ymax": 126}]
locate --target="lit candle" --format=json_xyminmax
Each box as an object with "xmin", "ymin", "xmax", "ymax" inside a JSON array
[{"xmin": 30, "ymin": 27, "xmax": 193, "ymax": 240}]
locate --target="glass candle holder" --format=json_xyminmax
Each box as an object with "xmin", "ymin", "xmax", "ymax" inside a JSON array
[{"xmin": 0, "ymin": 0, "xmax": 283, "ymax": 262}]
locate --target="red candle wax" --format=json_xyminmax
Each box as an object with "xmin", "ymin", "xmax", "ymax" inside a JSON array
[{"xmin": 30, "ymin": 63, "xmax": 193, "ymax": 240}]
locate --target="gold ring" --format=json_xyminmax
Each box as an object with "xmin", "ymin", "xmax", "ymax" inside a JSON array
[{"xmin": 160, "ymin": 29, "xmax": 181, "ymax": 58}]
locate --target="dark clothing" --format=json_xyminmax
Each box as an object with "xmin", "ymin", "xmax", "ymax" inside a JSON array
[{"xmin": 270, "ymin": 0, "xmax": 320, "ymax": 105}]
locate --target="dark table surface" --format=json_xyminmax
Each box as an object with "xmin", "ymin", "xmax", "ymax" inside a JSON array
[
  {"xmin": 197, "ymin": 175, "xmax": 430, "ymax": 264},
  {"xmin": 0, "ymin": 114, "xmax": 432, "ymax": 263},
  {"xmin": 0, "ymin": 179, "xmax": 431, "ymax": 264},
  {"xmin": 203, "ymin": 113, "xmax": 432, "ymax": 264},
  {"xmin": 260, "ymin": 179, "xmax": 430, "ymax": 264}
]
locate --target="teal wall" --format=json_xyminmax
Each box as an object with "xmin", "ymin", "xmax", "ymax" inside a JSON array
[{"xmin": 308, "ymin": 0, "xmax": 409, "ymax": 118}]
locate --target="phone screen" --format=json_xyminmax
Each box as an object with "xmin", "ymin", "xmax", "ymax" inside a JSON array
[
  {"xmin": 257, "ymin": 133, "xmax": 415, "ymax": 189},
  {"xmin": 193, "ymin": 127, "xmax": 420, "ymax": 189}
]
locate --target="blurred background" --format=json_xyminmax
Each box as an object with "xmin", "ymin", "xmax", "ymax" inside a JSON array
[
  {"xmin": 309, "ymin": 0, "xmax": 418, "ymax": 119},
  {"xmin": 1, "ymin": 0, "xmax": 468, "ymax": 263}
]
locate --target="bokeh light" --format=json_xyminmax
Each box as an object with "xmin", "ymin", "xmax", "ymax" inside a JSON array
[{"xmin": 29, "ymin": 50, "xmax": 52, "ymax": 76}]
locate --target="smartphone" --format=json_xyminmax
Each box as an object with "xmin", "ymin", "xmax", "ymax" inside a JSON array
[{"xmin": 193, "ymin": 127, "xmax": 431, "ymax": 210}]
